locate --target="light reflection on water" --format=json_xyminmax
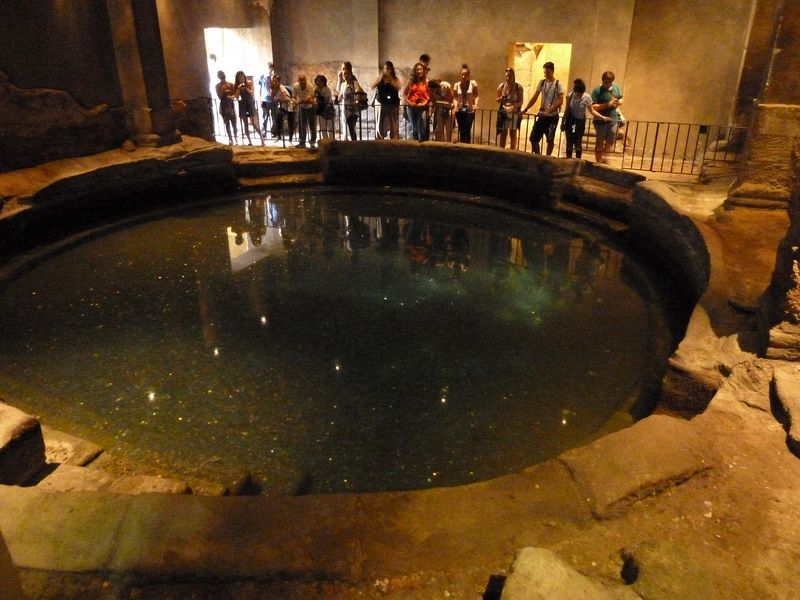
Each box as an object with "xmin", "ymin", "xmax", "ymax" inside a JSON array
[{"xmin": 0, "ymin": 191, "xmax": 668, "ymax": 494}]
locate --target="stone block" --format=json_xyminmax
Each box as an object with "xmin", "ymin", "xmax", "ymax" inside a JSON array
[
  {"xmin": 771, "ymin": 363, "xmax": 800, "ymax": 453},
  {"xmin": 0, "ymin": 402, "xmax": 46, "ymax": 485},
  {"xmin": 502, "ymin": 547, "xmax": 638, "ymax": 600},
  {"xmin": 559, "ymin": 415, "xmax": 714, "ymax": 518},
  {"xmin": 41, "ymin": 425, "xmax": 103, "ymax": 466},
  {"xmin": 36, "ymin": 464, "xmax": 114, "ymax": 493},
  {"xmin": 107, "ymin": 475, "xmax": 190, "ymax": 495}
]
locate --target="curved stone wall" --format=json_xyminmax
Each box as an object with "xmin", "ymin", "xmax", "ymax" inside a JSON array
[{"xmin": 320, "ymin": 140, "xmax": 710, "ymax": 304}]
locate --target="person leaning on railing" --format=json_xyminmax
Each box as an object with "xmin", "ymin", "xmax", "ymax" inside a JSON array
[
  {"xmin": 428, "ymin": 79, "xmax": 453, "ymax": 142},
  {"xmin": 452, "ymin": 64, "xmax": 479, "ymax": 144},
  {"xmin": 292, "ymin": 73, "xmax": 316, "ymax": 148},
  {"xmin": 496, "ymin": 67, "xmax": 524, "ymax": 150},
  {"xmin": 372, "ymin": 60, "xmax": 402, "ymax": 140},
  {"xmin": 269, "ymin": 74, "xmax": 292, "ymax": 141},
  {"xmin": 403, "ymin": 62, "xmax": 430, "ymax": 142},
  {"xmin": 562, "ymin": 78, "xmax": 610, "ymax": 159},
  {"xmin": 337, "ymin": 61, "xmax": 363, "ymax": 141},
  {"xmin": 314, "ymin": 74, "xmax": 335, "ymax": 140},
  {"xmin": 591, "ymin": 70, "xmax": 623, "ymax": 163}
]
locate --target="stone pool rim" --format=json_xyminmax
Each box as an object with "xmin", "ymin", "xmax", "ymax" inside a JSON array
[{"xmin": 0, "ymin": 139, "xmax": 713, "ymax": 488}]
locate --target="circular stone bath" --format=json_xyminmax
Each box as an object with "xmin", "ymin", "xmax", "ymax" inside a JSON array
[{"xmin": 0, "ymin": 189, "xmax": 673, "ymax": 494}]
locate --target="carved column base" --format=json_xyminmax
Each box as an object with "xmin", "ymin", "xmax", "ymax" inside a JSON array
[
  {"xmin": 128, "ymin": 105, "xmax": 181, "ymax": 147},
  {"xmin": 135, "ymin": 131, "xmax": 181, "ymax": 147},
  {"xmin": 727, "ymin": 103, "xmax": 800, "ymax": 208}
]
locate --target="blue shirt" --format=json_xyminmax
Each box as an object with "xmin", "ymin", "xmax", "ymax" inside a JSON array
[{"xmin": 591, "ymin": 83, "xmax": 623, "ymax": 122}]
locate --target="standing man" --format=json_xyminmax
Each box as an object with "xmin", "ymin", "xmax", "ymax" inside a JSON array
[
  {"xmin": 215, "ymin": 71, "xmax": 237, "ymax": 145},
  {"xmin": 523, "ymin": 61, "xmax": 564, "ymax": 155},
  {"xmin": 258, "ymin": 62, "xmax": 275, "ymax": 138},
  {"xmin": 590, "ymin": 71, "xmax": 623, "ymax": 163},
  {"xmin": 292, "ymin": 73, "xmax": 316, "ymax": 148}
]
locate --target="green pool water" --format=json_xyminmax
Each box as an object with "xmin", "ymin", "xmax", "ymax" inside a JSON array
[{"xmin": 0, "ymin": 190, "xmax": 672, "ymax": 494}]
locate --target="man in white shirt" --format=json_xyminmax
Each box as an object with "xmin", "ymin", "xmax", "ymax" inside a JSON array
[
  {"xmin": 523, "ymin": 61, "xmax": 564, "ymax": 155},
  {"xmin": 292, "ymin": 73, "xmax": 316, "ymax": 147}
]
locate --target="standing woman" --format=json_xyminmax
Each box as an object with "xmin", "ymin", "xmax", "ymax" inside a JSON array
[
  {"xmin": 403, "ymin": 62, "xmax": 430, "ymax": 141},
  {"xmin": 314, "ymin": 74, "xmax": 335, "ymax": 140},
  {"xmin": 496, "ymin": 68, "xmax": 524, "ymax": 149},
  {"xmin": 372, "ymin": 60, "xmax": 402, "ymax": 139},
  {"xmin": 453, "ymin": 64, "xmax": 479, "ymax": 143},
  {"xmin": 233, "ymin": 71, "xmax": 265, "ymax": 146},
  {"xmin": 337, "ymin": 61, "xmax": 363, "ymax": 140},
  {"xmin": 428, "ymin": 79, "xmax": 453, "ymax": 142},
  {"xmin": 563, "ymin": 79, "xmax": 610, "ymax": 158}
]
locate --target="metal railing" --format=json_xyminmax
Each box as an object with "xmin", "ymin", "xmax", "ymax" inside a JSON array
[{"xmin": 210, "ymin": 98, "xmax": 745, "ymax": 179}]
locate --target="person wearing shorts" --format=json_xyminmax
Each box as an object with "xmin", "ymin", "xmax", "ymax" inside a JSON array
[
  {"xmin": 523, "ymin": 61, "xmax": 564, "ymax": 155},
  {"xmin": 591, "ymin": 71, "xmax": 623, "ymax": 163}
]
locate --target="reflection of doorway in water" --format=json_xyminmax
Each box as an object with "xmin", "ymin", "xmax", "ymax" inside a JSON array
[
  {"xmin": 204, "ymin": 27, "xmax": 273, "ymax": 142},
  {"xmin": 510, "ymin": 42, "xmax": 572, "ymax": 147}
]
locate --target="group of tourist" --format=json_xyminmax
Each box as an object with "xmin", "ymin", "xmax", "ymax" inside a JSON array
[{"xmin": 215, "ymin": 55, "xmax": 625, "ymax": 163}]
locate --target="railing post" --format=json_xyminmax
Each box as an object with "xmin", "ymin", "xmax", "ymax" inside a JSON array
[{"xmin": 649, "ymin": 122, "xmax": 661, "ymax": 171}]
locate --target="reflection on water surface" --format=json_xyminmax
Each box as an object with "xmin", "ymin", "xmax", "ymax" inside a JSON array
[{"xmin": 0, "ymin": 191, "xmax": 668, "ymax": 493}]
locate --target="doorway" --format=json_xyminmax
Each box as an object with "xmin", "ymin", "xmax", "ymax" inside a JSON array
[
  {"xmin": 205, "ymin": 27, "xmax": 272, "ymax": 142},
  {"xmin": 510, "ymin": 42, "xmax": 572, "ymax": 103}
]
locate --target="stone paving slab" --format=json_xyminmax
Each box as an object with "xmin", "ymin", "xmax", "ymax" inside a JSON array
[
  {"xmin": 503, "ymin": 547, "xmax": 638, "ymax": 600},
  {"xmin": 0, "ymin": 486, "xmax": 131, "ymax": 572},
  {"xmin": 0, "ymin": 460, "xmax": 591, "ymax": 584},
  {"xmin": 36, "ymin": 464, "xmax": 115, "ymax": 493},
  {"xmin": 559, "ymin": 414, "xmax": 715, "ymax": 518},
  {"xmin": 108, "ymin": 493, "xmax": 364, "ymax": 579},
  {"xmin": 41, "ymin": 426, "xmax": 103, "ymax": 466},
  {"xmin": 355, "ymin": 460, "xmax": 590, "ymax": 577}
]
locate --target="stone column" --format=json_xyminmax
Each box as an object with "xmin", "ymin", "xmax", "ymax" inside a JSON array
[
  {"xmin": 106, "ymin": 0, "xmax": 180, "ymax": 146},
  {"xmin": 727, "ymin": 0, "xmax": 800, "ymax": 208}
]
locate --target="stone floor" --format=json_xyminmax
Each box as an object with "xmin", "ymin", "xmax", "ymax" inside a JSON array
[{"xmin": 0, "ymin": 138, "xmax": 797, "ymax": 599}]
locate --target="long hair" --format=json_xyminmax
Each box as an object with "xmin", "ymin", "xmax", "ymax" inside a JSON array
[
  {"xmin": 501, "ymin": 68, "xmax": 517, "ymax": 97},
  {"xmin": 235, "ymin": 70, "xmax": 246, "ymax": 85},
  {"xmin": 384, "ymin": 60, "xmax": 397, "ymax": 79},
  {"xmin": 411, "ymin": 62, "xmax": 426, "ymax": 84}
]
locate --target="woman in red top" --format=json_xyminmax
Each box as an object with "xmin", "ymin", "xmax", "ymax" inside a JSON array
[{"xmin": 403, "ymin": 62, "xmax": 429, "ymax": 141}]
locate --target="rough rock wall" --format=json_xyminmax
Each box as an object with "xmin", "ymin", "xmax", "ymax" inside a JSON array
[
  {"xmin": 759, "ymin": 136, "xmax": 800, "ymax": 358},
  {"xmin": 0, "ymin": 0, "xmax": 123, "ymax": 108},
  {"xmin": 0, "ymin": 72, "xmax": 127, "ymax": 173}
]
